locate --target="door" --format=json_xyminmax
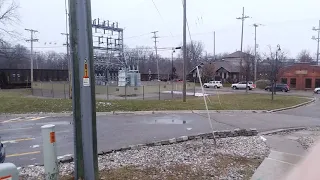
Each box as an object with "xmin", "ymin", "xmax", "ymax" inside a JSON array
[{"xmin": 239, "ymin": 81, "xmax": 246, "ymax": 89}]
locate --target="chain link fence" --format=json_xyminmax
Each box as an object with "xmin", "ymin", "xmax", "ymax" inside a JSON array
[{"xmin": 31, "ymin": 81, "xmax": 197, "ymax": 100}]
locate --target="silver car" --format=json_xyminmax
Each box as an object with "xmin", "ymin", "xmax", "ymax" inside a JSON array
[{"xmin": 0, "ymin": 139, "xmax": 5, "ymax": 163}]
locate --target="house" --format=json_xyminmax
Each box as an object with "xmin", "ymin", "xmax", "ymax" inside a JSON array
[
  {"xmin": 188, "ymin": 51, "xmax": 253, "ymax": 83},
  {"xmin": 277, "ymin": 62, "xmax": 320, "ymax": 90}
]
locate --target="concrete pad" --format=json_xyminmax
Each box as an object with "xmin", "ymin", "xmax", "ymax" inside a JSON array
[
  {"xmin": 264, "ymin": 135, "xmax": 306, "ymax": 156},
  {"xmin": 251, "ymin": 150, "xmax": 303, "ymax": 180}
]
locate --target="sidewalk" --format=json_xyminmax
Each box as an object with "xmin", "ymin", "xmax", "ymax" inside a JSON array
[
  {"xmin": 251, "ymin": 129, "xmax": 318, "ymax": 180},
  {"xmin": 251, "ymin": 150, "xmax": 303, "ymax": 180}
]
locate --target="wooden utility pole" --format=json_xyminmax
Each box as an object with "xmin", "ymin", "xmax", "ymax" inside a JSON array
[
  {"xmin": 183, "ymin": 0, "xmax": 187, "ymax": 102},
  {"xmin": 25, "ymin": 29, "xmax": 38, "ymax": 87},
  {"xmin": 69, "ymin": 0, "xmax": 98, "ymax": 179},
  {"xmin": 236, "ymin": 7, "xmax": 250, "ymax": 52}
]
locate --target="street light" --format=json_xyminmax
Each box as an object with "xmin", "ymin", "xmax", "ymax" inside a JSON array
[
  {"xmin": 272, "ymin": 44, "xmax": 281, "ymax": 100},
  {"xmin": 172, "ymin": 47, "xmax": 182, "ymax": 98}
]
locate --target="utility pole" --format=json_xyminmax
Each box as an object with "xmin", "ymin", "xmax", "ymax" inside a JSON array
[
  {"xmin": 61, "ymin": 32, "xmax": 72, "ymax": 98},
  {"xmin": 236, "ymin": 7, "xmax": 250, "ymax": 52},
  {"xmin": 151, "ymin": 31, "xmax": 159, "ymax": 81},
  {"xmin": 63, "ymin": 0, "xmax": 72, "ymax": 99},
  {"xmin": 69, "ymin": 0, "xmax": 98, "ymax": 179},
  {"xmin": 272, "ymin": 44, "xmax": 281, "ymax": 100},
  {"xmin": 171, "ymin": 47, "xmax": 182, "ymax": 98},
  {"xmin": 312, "ymin": 20, "xmax": 320, "ymax": 65},
  {"xmin": 253, "ymin": 23, "xmax": 262, "ymax": 82},
  {"xmin": 25, "ymin": 29, "xmax": 38, "ymax": 88},
  {"xmin": 213, "ymin": 31, "xmax": 216, "ymax": 60},
  {"xmin": 183, "ymin": 0, "xmax": 187, "ymax": 102}
]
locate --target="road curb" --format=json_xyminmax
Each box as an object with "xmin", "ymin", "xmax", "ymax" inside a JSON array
[
  {"xmin": 19, "ymin": 128, "xmax": 259, "ymax": 168},
  {"xmin": 259, "ymin": 127, "xmax": 308, "ymax": 135},
  {"xmin": 1, "ymin": 97, "xmax": 314, "ymax": 117},
  {"xmin": 267, "ymin": 97, "xmax": 316, "ymax": 113},
  {"xmin": 0, "ymin": 110, "xmax": 269, "ymax": 117}
]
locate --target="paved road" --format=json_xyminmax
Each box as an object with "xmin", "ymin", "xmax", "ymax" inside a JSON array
[{"xmin": 1, "ymin": 95, "xmax": 319, "ymax": 167}]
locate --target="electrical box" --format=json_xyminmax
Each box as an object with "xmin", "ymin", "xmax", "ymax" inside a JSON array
[{"xmin": 0, "ymin": 163, "xmax": 19, "ymax": 180}]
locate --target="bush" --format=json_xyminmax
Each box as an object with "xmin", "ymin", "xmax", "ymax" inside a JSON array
[{"xmin": 256, "ymin": 79, "xmax": 271, "ymax": 89}]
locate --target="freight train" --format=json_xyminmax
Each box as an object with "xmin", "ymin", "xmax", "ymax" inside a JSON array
[
  {"xmin": 0, "ymin": 69, "xmax": 68, "ymax": 89},
  {"xmin": 0, "ymin": 68, "xmax": 169, "ymax": 89}
]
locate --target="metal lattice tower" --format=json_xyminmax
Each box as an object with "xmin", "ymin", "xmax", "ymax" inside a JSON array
[{"xmin": 92, "ymin": 18, "xmax": 125, "ymax": 84}]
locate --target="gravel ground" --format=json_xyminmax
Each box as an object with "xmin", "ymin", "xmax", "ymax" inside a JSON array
[
  {"xmin": 297, "ymin": 128, "xmax": 320, "ymax": 150},
  {"xmin": 19, "ymin": 136, "xmax": 269, "ymax": 180},
  {"xmin": 267, "ymin": 127, "xmax": 320, "ymax": 150}
]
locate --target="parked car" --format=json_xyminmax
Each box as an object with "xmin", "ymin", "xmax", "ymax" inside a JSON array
[
  {"xmin": 0, "ymin": 139, "xmax": 5, "ymax": 163},
  {"xmin": 231, "ymin": 81, "xmax": 255, "ymax": 90},
  {"xmin": 265, "ymin": 84, "xmax": 290, "ymax": 92},
  {"xmin": 203, "ymin": 81, "xmax": 223, "ymax": 88},
  {"xmin": 314, "ymin": 87, "xmax": 320, "ymax": 94}
]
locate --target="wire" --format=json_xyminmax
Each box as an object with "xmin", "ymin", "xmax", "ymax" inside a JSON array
[
  {"xmin": 126, "ymin": 33, "xmax": 151, "ymax": 39},
  {"xmin": 196, "ymin": 66, "xmax": 216, "ymax": 145},
  {"xmin": 0, "ymin": 46, "xmax": 65, "ymax": 50},
  {"xmin": 151, "ymin": 0, "xmax": 174, "ymax": 37}
]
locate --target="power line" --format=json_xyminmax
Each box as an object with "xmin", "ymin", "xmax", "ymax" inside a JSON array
[
  {"xmin": 151, "ymin": 0, "xmax": 173, "ymax": 37},
  {"xmin": 126, "ymin": 33, "xmax": 151, "ymax": 39}
]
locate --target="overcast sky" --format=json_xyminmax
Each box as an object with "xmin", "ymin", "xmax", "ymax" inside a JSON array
[{"xmin": 10, "ymin": 0, "xmax": 320, "ymax": 59}]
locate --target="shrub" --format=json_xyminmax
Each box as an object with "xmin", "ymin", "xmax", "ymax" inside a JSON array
[{"xmin": 256, "ymin": 79, "xmax": 271, "ymax": 89}]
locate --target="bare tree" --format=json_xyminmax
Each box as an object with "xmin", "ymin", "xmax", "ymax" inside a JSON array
[
  {"xmin": 201, "ymin": 63, "xmax": 215, "ymax": 82},
  {"xmin": 261, "ymin": 45, "xmax": 288, "ymax": 81},
  {"xmin": 180, "ymin": 41, "xmax": 204, "ymax": 71},
  {"xmin": 0, "ymin": 42, "xmax": 29, "ymax": 68},
  {"xmin": 0, "ymin": 0, "xmax": 19, "ymax": 41},
  {"xmin": 297, "ymin": 49, "xmax": 313, "ymax": 63},
  {"xmin": 240, "ymin": 50, "xmax": 255, "ymax": 92}
]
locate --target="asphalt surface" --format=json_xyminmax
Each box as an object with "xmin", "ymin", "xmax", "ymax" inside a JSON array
[{"xmin": 1, "ymin": 94, "xmax": 319, "ymax": 167}]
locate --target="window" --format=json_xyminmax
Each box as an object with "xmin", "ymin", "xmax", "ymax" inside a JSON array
[
  {"xmin": 305, "ymin": 78, "xmax": 312, "ymax": 89},
  {"xmin": 281, "ymin": 78, "xmax": 287, "ymax": 84},
  {"xmin": 315, "ymin": 79, "xmax": 320, "ymax": 88},
  {"xmin": 290, "ymin": 78, "xmax": 296, "ymax": 88}
]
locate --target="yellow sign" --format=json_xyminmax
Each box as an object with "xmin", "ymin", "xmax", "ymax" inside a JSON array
[{"xmin": 84, "ymin": 59, "xmax": 89, "ymax": 78}]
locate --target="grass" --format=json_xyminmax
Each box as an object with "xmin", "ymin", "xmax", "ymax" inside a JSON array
[
  {"xmin": 0, "ymin": 90, "xmax": 309, "ymax": 114},
  {"xmin": 59, "ymin": 154, "xmax": 262, "ymax": 180}
]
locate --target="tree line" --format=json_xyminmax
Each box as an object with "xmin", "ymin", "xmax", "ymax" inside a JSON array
[{"xmin": 0, "ymin": 0, "xmax": 316, "ymax": 81}]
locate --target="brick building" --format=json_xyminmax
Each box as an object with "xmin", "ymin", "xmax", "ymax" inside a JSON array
[{"xmin": 277, "ymin": 63, "xmax": 320, "ymax": 90}]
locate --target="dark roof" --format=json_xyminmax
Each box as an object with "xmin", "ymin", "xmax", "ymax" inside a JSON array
[
  {"xmin": 223, "ymin": 51, "xmax": 253, "ymax": 59},
  {"xmin": 189, "ymin": 62, "xmax": 204, "ymax": 73},
  {"xmin": 213, "ymin": 61, "xmax": 240, "ymax": 73},
  {"xmin": 189, "ymin": 61, "xmax": 240, "ymax": 74}
]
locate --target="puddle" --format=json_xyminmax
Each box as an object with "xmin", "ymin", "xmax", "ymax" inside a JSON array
[
  {"xmin": 36, "ymin": 121, "xmax": 70, "ymax": 126},
  {"xmin": 145, "ymin": 116, "xmax": 187, "ymax": 124},
  {"xmin": 154, "ymin": 119, "xmax": 186, "ymax": 124}
]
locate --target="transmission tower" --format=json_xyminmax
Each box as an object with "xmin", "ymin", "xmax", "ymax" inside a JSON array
[{"xmin": 92, "ymin": 18, "xmax": 125, "ymax": 83}]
